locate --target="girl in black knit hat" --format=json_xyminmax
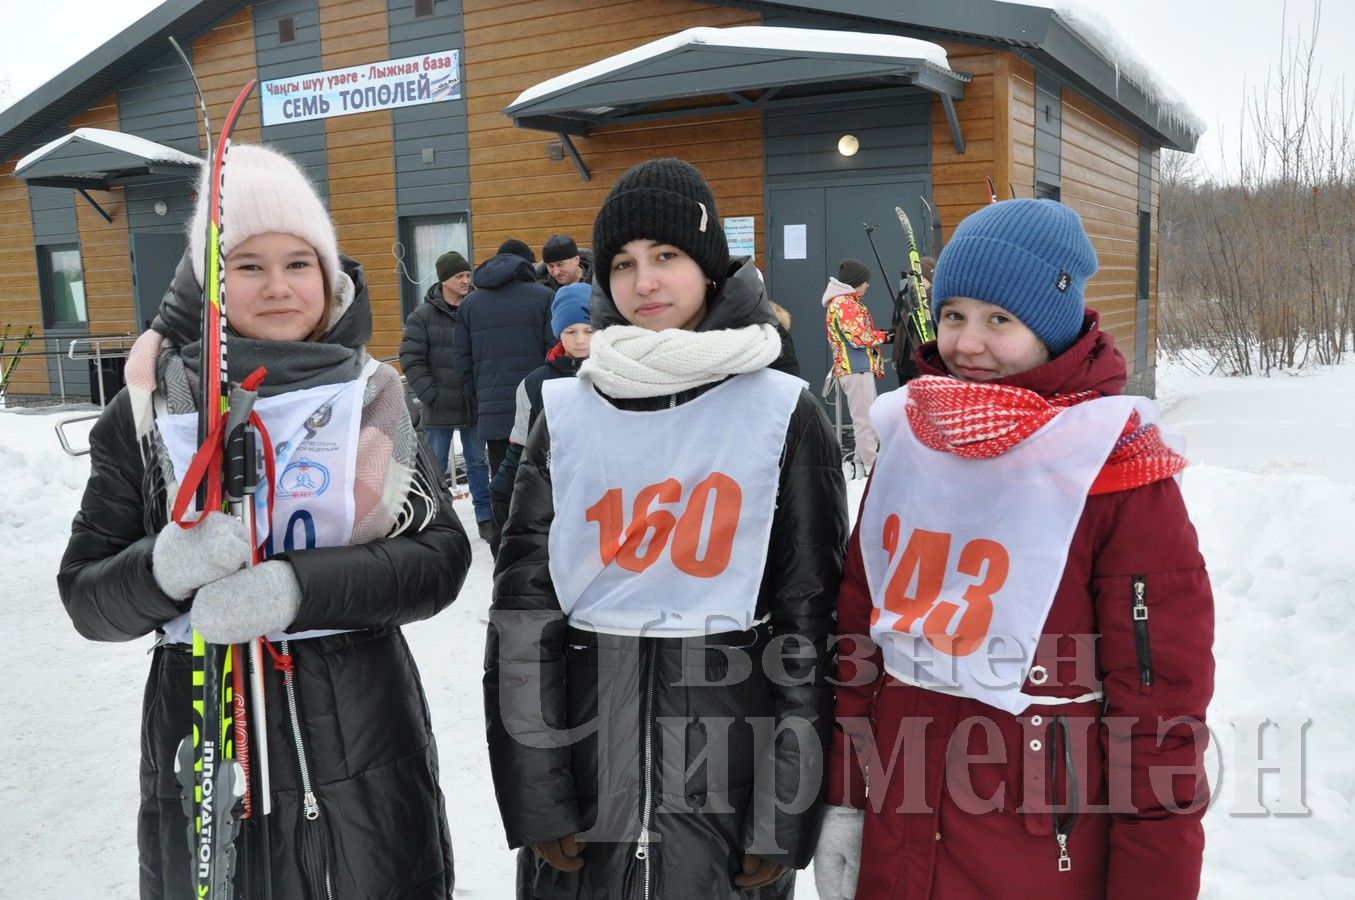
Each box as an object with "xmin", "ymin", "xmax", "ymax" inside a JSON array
[{"xmin": 486, "ymin": 158, "xmax": 848, "ymax": 899}]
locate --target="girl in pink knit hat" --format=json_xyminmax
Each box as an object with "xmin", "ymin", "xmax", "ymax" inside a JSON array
[{"xmin": 60, "ymin": 143, "xmax": 468, "ymax": 897}]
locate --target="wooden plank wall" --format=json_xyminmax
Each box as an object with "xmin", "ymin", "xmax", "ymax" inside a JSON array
[
  {"xmin": 0, "ymin": 160, "xmax": 45, "ymax": 396},
  {"xmin": 1059, "ymin": 89, "xmax": 1142, "ymax": 370},
  {"xmin": 1006, "ymin": 56, "xmax": 1038, "ymax": 199},
  {"xmin": 319, "ymin": 0, "xmax": 399, "ymax": 359},
  {"xmin": 71, "ymin": 98, "xmax": 136, "ymax": 338},
  {"xmin": 464, "ymin": 0, "xmax": 762, "ymax": 269},
  {"xmin": 192, "ymin": 7, "xmax": 263, "ymax": 149},
  {"xmin": 929, "ymin": 43, "xmax": 999, "ymax": 248}
]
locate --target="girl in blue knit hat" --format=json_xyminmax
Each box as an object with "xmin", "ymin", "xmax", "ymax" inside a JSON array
[{"xmin": 815, "ymin": 199, "xmax": 1214, "ymax": 900}]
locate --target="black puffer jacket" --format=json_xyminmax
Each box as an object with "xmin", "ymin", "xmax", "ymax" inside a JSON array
[
  {"xmin": 400, "ymin": 282, "xmax": 475, "ymax": 427},
  {"xmin": 453, "ymin": 253, "xmax": 555, "ymax": 440},
  {"xmin": 59, "ymin": 251, "xmax": 471, "ymax": 899},
  {"xmin": 484, "ymin": 257, "xmax": 848, "ymax": 899}
]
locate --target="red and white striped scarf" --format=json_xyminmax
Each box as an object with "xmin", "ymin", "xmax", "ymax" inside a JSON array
[{"xmin": 905, "ymin": 375, "xmax": 1186, "ymax": 494}]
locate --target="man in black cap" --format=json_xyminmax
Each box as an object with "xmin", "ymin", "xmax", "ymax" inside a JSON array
[
  {"xmin": 538, "ymin": 233, "xmax": 594, "ymax": 294},
  {"xmin": 400, "ymin": 250, "xmax": 494, "ymax": 537}
]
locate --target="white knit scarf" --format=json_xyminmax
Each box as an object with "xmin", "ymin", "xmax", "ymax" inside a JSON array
[{"xmin": 579, "ymin": 323, "xmax": 783, "ymax": 399}]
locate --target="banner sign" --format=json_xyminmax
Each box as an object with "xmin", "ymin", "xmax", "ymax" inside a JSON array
[{"xmin": 260, "ymin": 50, "xmax": 461, "ymax": 125}]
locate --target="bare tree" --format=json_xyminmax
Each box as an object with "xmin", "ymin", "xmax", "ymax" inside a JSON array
[{"xmin": 1159, "ymin": 0, "xmax": 1353, "ymax": 375}]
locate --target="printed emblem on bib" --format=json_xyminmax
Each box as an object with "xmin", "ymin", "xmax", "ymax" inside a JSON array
[{"xmin": 278, "ymin": 458, "xmax": 330, "ymax": 499}]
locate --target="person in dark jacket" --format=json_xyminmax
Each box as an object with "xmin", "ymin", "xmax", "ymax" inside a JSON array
[
  {"xmin": 452, "ymin": 249, "xmax": 554, "ymax": 477},
  {"xmin": 487, "ymin": 281, "xmax": 593, "ymax": 549},
  {"xmin": 485, "ymin": 158, "xmax": 849, "ymax": 900},
  {"xmin": 814, "ymin": 200, "xmax": 1213, "ymax": 900},
  {"xmin": 538, "ymin": 233, "xmax": 595, "ymax": 294},
  {"xmin": 58, "ymin": 144, "xmax": 469, "ymax": 899},
  {"xmin": 401, "ymin": 249, "xmax": 493, "ymax": 537}
]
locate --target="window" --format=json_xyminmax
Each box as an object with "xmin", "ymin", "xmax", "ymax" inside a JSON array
[
  {"xmin": 39, "ymin": 245, "xmax": 87, "ymax": 326},
  {"xmin": 1137, "ymin": 210, "xmax": 1152, "ymax": 299},
  {"xmin": 1035, "ymin": 181, "xmax": 1061, "ymax": 202},
  {"xmin": 398, "ymin": 214, "xmax": 469, "ymax": 319},
  {"xmin": 413, "ymin": 0, "xmax": 434, "ymax": 18},
  {"xmin": 278, "ymin": 16, "xmax": 296, "ymax": 43}
]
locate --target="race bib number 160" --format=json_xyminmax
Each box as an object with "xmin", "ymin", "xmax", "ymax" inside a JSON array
[{"xmin": 585, "ymin": 472, "xmax": 742, "ymax": 578}]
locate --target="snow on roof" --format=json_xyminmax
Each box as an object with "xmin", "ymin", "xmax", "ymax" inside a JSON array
[
  {"xmin": 510, "ymin": 26, "xmax": 954, "ymax": 110},
  {"xmin": 1009, "ymin": 0, "xmax": 1205, "ymax": 137},
  {"xmin": 15, "ymin": 127, "xmax": 200, "ymax": 175}
]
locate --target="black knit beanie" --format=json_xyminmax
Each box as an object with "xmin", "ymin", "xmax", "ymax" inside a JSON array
[
  {"xmin": 592, "ymin": 158, "xmax": 730, "ymax": 299},
  {"xmin": 542, "ymin": 233, "xmax": 580, "ymax": 263},
  {"xmin": 498, "ymin": 238, "xmax": 536, "ymax": 263},
  {"xmin": 837, "ymin": 258, "xmax": 871, "ymax": 289}
]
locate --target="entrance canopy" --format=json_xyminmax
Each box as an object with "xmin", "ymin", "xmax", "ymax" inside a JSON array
[
  {"xmin": 14, "ymin": 128, "xmax": 200, "ymax": 191},
  {"xmin": 505, "ymin": 26, "xmax": 970, "ymax": 147}
]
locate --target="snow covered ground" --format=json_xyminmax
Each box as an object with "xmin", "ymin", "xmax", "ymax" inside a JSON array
[{"xmin": 1, "ymin": 358, "xmax": 1352, "ymax": 898}]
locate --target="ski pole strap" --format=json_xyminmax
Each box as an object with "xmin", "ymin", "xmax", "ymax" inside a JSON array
[
  {"xmin": 173, "ymin": 410, "xmax": 228, "ymax": 525},
  {"xmin": 264, "ymin": 639, "xmax": 293, "ymax": 674}
]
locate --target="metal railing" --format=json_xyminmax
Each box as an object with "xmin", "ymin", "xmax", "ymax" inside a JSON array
[
  {"xmin": 820, "ymin": 371, "xmax": 863, "ymax": 477},
  {"xmin": 0, "ymin": 331, "xmax": 136, "ymax": 408}
]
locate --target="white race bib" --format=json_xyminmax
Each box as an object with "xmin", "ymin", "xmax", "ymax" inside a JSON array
[
  {"xmin": 156, "ymin": 361, "xmax": 376, "ymax": 644},
  {"xmin": 545, "ymin": 369, "xmax": 802, "ymax": 637},
  {"xmin": 860, "ymin": 385, "xmax": 1158, "ymax": 714}
]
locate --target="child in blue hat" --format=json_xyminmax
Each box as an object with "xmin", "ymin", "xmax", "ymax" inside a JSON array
[{"xmin": 816, "ymin": 199, "xmax": 1212, "ymax": 900}]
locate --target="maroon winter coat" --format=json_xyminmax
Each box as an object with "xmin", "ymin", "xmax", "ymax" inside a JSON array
[{"xmin": 827, "ymin": 311, "xmax": 1214, "ymax": 899}]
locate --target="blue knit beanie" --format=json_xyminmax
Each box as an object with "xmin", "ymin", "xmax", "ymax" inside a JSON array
[
  {"xmin": 551, "ymin": 282, "xmax": 592, "ymax": 337},
  {"xmin": 930, "ymin": 199, "xmax": 1097, "ymax": 354}
]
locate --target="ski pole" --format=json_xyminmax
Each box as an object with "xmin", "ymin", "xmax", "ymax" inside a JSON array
[{"xmin": 862, "ymin": 223, "xmax": 904, "ymax": 334}]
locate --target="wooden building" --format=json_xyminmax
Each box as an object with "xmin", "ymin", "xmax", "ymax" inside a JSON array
[{"xmin": 0, "ymin": 0, "xmax": 1199, "ymax": 401}]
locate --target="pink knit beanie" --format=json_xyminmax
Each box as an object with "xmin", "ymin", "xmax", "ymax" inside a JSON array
[{"xmin": 187, "ymin": 143, "xmax": 340, "ymax": 292}]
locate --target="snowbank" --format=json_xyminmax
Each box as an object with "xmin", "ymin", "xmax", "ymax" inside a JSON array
[{"xmin": 1, "ymin": 359, "xmax": 1351, "ymax": 896}]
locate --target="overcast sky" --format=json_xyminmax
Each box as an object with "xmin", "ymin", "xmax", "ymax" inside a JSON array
[{"xmin": 1, "ymin": 0, "xmax": 1349, "ymax": 181}]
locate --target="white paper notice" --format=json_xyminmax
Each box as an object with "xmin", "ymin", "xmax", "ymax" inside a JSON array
[
  {"xmin": 784, "ymin": 224, "xmax": 807, "ymax": 260},
  {"xmin": 724, "ymin": 216, "xmax": 755, "ymax": 259}
]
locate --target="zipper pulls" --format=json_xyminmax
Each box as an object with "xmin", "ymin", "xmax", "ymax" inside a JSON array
[
  {"xmin": 634, "ymin": 828, "xmax": 650, "ymax": 860},
  {"xmin": 1056, "ymin": 833, "xmax": 1072, "ymax": 872},
  {"xmin": 303, "ymin": 790, "xmax": 321, "ymax": 821},
  {"xmin": 1130, "ymin": 576, "xmax": 1154, "ymax": 687}
]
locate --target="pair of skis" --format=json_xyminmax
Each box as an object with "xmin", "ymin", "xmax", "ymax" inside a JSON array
[
  {"xmin": 862, "ymin": 204, "xmax": 937, "ymax": 381},
  {"xmin": 167, "ymin": 37, "xmax": 272, "ymax": 900},
  {"xmin": 0, "ymin": 324, "xmax": 33, "ymax": 394}
]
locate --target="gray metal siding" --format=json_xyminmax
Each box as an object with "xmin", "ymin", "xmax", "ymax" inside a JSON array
[
  {"xmin": 1136, "ymin": 143, "xmax": 1152, "ymax": 371},
  {"xmin": 253, "ymin": 0, "xmax": 328, "ymax": 200},
  {"xmin": 764, "ymin": 91, "xmax": 931, "ymax": 184},
  {"xmin": 389, "ymin": 0, "xmax": 470, "ymax": 219},
  {"xmin": 29, "ymin": 186, "xmax": 79, "ymax": 244},
  {"xmin": 118, "ymin": 48, "xmax": 200, "ymax": 234},
  {"xmin": 1035, "ymin": 70, "xmax": 1061, "ymax": 190},
  {"xmin": 124, "ymin": 180, "xmax": 197, "ymax": 234},
  {"xmin": 117, "ymin": 50, "xmax": 199, "ymax": 154}
]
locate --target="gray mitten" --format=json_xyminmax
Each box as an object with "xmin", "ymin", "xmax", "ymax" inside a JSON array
[
  {"xmin": 191, "ymin": 560, "xmax": 302, "ymax": 644},
  {"xmin": 152, "ymin": 511, "xmax": 251, "ymax": 601},
  {"xmin": 813, "ymin": 805, "xmax": 864, "ymax": 900}
]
